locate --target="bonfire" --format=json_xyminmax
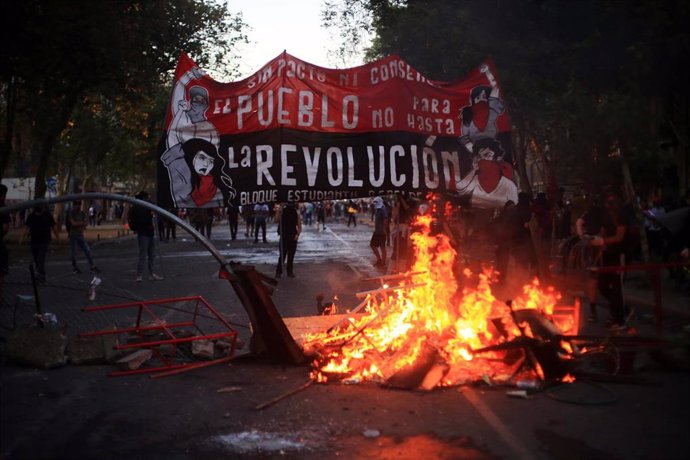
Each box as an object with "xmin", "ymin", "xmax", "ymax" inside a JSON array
[{"xmin": 302, "ymin": 210, "xmax": 575, "ymax": 389}]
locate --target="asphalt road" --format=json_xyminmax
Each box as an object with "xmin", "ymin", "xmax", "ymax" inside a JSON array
[{"xmin": 1, "ymin": 217, "xmax": 689, "ymax": 459}]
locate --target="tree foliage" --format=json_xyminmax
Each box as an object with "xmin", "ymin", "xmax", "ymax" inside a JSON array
[
  {"xmin": 323, "ymin": 0, "xmax": 690, "ymax": 200},
  {"xmin": 0, "ymin": 0, "xmax": 247, "ymax": 197}
]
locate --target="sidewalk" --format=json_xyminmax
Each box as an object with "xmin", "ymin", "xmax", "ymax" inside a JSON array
[{"xmin": 3, "ymin": 221, "xmax": 131, "ymax": 246}]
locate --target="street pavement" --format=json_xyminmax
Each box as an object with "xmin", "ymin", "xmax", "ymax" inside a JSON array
[{"xmin": 1, "ymin": 215, "xmax": 689, "ymax": 459}]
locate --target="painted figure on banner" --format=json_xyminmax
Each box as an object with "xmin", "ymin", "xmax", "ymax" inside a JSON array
[
  {"xmin": 455, "ymin": 137, "xmax": 518, "ymax": 208},
  {"xmin": 164, "ymin": 138, "xmax": 234, "ymax": 208},
  {"xmin": 161, "ymin": 66, "xmax": 236, "ymax": 208},
  {"xmin": 455, "ymin": 63, "xmax": 516, "ymax": 208}
]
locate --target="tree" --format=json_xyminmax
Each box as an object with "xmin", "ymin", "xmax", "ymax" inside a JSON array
[
  {"xmin": 323, "ymin": 0, "xmax": 690, "ymax": 199},
  {"xmin": 0, "ymin": 0, "xmax": 247, "ymax": 197}
]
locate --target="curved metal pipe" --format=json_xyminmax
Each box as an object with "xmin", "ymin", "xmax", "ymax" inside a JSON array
[{"xmin": 0, "ymin": 192, "xmax": 233, "ymax": 273}]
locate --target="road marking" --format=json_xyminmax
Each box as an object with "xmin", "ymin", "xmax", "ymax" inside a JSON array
[
  {"xmin": 460, "ymin": 388, "xmax": 533, "ymax": 460},
  {"xmin": 326, "ymin": 227, "xmax": 369, "ymax": 277}
]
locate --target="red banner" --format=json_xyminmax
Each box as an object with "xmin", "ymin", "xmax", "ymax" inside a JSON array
[{"xmin": 157, "ymin": 51, "xmax": 516, "ymax": 209}]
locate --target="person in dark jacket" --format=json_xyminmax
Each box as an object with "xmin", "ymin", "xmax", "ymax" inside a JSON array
[
  {"xmin": 577, "ymin": 193, "xmax": 629, "ymax": 329},
  {"xmin": 130, "ymin": 191, "xmax": 164, "ymax": 283},
  {"xmin": 275, "ymin": 201, "xmax": 302, "ymax": 278},
  {"xmin": 512, "ymin": 192, "xmax": 539, "ymax": 277},
  {"xmin": 20, "ymin": 205, "xmax": 59, "ymax": 282},
  {"xmin": 227, "ymin": 205, "xmax": 239, "ymax": 241}
]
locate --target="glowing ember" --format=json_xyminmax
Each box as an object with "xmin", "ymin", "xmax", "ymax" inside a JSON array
[{"xmin": 302, "ymin": 208, "xmax": 573, "ymax": 388}]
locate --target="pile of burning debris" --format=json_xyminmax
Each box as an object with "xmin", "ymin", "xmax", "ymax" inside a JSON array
[{"xmin": 296, "ymin": 214, "xmax": 661, "ymax": 392}]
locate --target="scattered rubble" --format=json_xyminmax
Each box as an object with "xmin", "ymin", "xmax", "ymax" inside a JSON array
[
  {"xmin": 191, "ymin": 339, "xmax": 215, "ymax": 359},
  {"xmin": 5, "ymin": 324, "xmax": 68, "ymax": 369},
  {"xmin": 67, "ymin": 332, "xmax": 121, "ymax": 365},
  {"xmin": 117, "ymin": 349, "xmax": 153, "ymax": 370},
  {"xmin": 213, "ymin": 430, "xmax": 305, "ymax": 455}
]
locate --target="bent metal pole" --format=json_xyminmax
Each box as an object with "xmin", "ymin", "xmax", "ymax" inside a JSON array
[{"xmin": 0, "ymin": 192, "xmax": 234, "ymax": 276}]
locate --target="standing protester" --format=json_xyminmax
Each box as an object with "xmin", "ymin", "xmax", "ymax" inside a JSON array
[
  {"xmin": 242, "ymin": 204, "xmax": 254, "ymax": 238},
  {"xmin": 304, "ymin": 201, "xmax": 314, "ymax": 226},
  {"xmin": 190, "ymin": 207, "xmax": 208, "ymax": 238},
  {"xmin": 20, "ymin": 205, "xmax": 59, "ymax": 282},
  {"xmin": 370, "ymin": 196, "xmax": 389, "ymax": 269},
  {"xmin": 512, "ymin": 191, "xmax": 540, "ymax": 278},
  {"xmin": 157, "ymin": 210, "xmax": 166, "ymax": 242},
  {"xmin": 88, "ymin": 204, "xmax": 96, "ymax": 227},
  {"xmin": 130, "ymin": 191, "xmax": 164, "ymax": 283},
  {"xmin": 164, "ymin": 206, "xmax": 177, "ymax": 242},
  {"xmin": 644, "ymin": 199, "xmax": 666, "ymax": 258},
  {"xmin": 275, "ymin": 201, "xmax": 302, "ymax": 278},
  {"xmin": 346, "ymin": 200, "xmax": 357, "ymax": 227},
  {"xmin": 493, "ymin": 200, "xmax": 516, "ymax": 284},
  {"xmin": 68, "ymin": 201, "xmax": 100, "ymax": 274},
  {"xmin": 391, "ymin": 195, "xmax": 414, "ymax": 268},
  {"xmin": 554, "ymin": 188, "xmax": 573, "ymax": 241},
  {"xmin": 575, "ymin": 195, "xmax": 607, "ymax": 323},
  {"xmin": 577, "ymin": 193, "xmax": 629, "ymax": 329},
  {"xmin": 0, "ymin": 184, "xmax": 10, "ymax": 291},
  {"xmin": 316, "ymin": 202, "xmax": 326, "ymax": 231},
  {"xmin": 253, "ymin": 202, "xmax": 269, "ymax": 243},
  {"xmin": 205, "ymin": 207, "xmax": 216, "ymax": 239},
  {"xmin": 227, "ymin": 205, "xmax": 239, "ymax": 241}
]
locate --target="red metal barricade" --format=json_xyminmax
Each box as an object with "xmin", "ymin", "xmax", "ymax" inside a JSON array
[
  {"xmin": 590, "ymin": 261, "xmax": 690, "ymax": 335},
  {"xmin": 80, "ymin": 296, "xmax": 238, "ymax": 376}
]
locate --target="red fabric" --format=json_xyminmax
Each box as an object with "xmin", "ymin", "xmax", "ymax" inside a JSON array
[
  {"xmin": 191, "ymin": 175, "xmax": 216, "ymax": 206},
  {"xmin": 166, "ymin": 52, "xmax": 511, "ymax": 137},
  {"xmin": 477, "ymin": 159, "xmax": 511, "ymax": 193},
  {"xmin": 501, "ymin": 161, "xmax": 513, "ymax": 180},
  {"xmin": 471, "ymin": 101, "xmax": 490, "ymax": 131}
]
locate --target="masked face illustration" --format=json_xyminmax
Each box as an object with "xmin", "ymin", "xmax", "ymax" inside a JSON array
[
  {"xmin": 193, "ymin": 151, "xmax": 214, "ymax": 175},
  {"xmin": 478, "ymin": 145, "xmax": 495, "ymax": 160},
  {"xmin": 187, "ymin": 86, "xmax": 209, "ymax": 123}
]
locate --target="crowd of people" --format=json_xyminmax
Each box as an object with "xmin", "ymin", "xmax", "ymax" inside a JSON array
[{"xmin": 1, "ymin": 184, "xmax": 688, "ymax": 322}]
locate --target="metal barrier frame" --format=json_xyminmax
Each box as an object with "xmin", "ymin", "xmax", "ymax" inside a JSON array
[{"xmin": 80, "ymin": 296, "xmax": 238, "ymax": 376}]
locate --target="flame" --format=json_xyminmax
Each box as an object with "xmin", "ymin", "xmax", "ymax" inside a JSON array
[{"xmin": 303, "ymin": 203, "xmax": 574, "ymax": 388}]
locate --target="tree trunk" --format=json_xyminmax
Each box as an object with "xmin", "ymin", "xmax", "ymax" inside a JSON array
[
  {"xmin": 512, "ymin": 128, "xmax": 532, "ymax": 195},
  {"xmin": 668, "ymin": 121, "xmax": 689, "ymax": 197},
  {"xmin": 621, "ymin": 155, "xmax": 650, "ymax": 263},
  {"xmin": 0, "ymin": 76, "xmax": 17, "ymax": 180},
  {"xmin": 33, "ymin": 89, "xmax": 79, "ymax": 198}
]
